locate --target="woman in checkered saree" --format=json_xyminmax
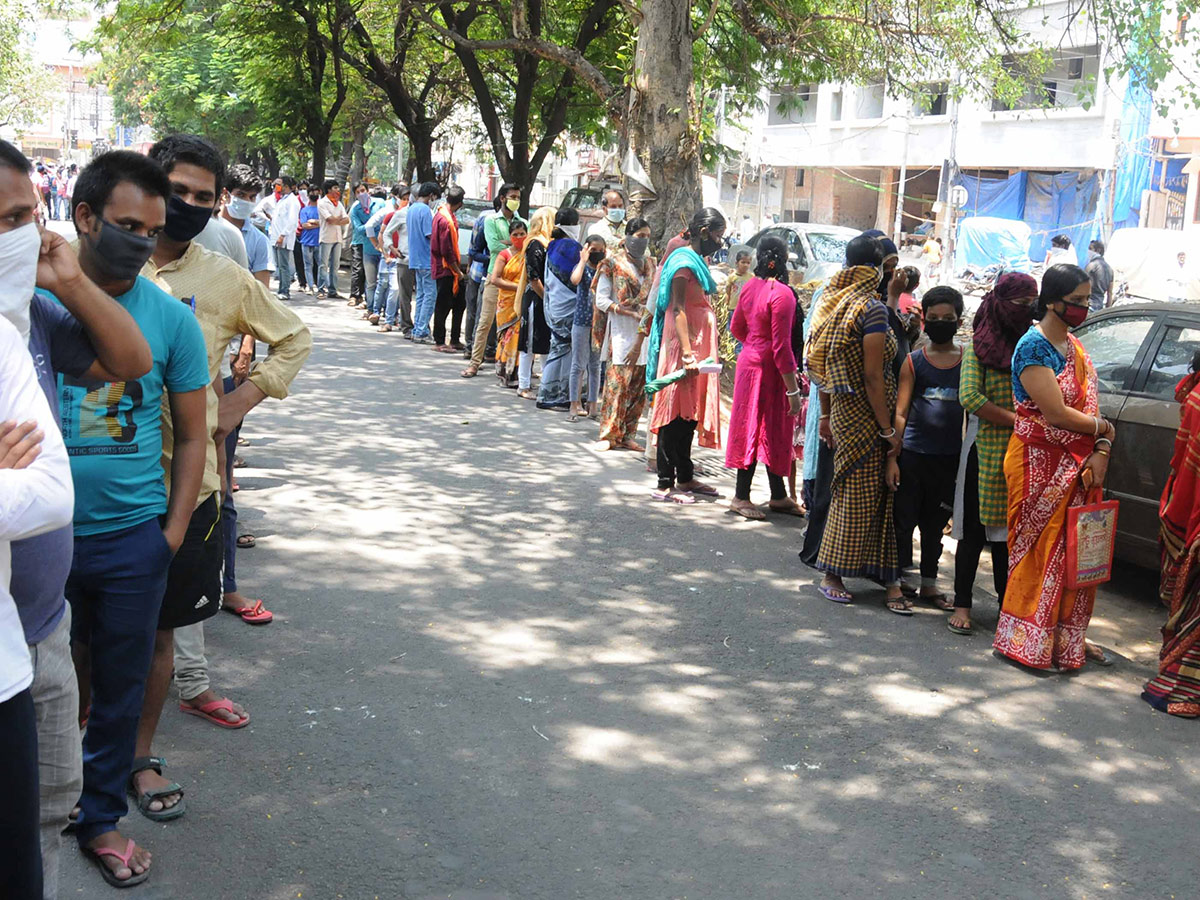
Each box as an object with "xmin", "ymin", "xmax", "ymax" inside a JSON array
[{"xmin": 806, "ymin": 236, "xmax": 905, "ymax": 611}]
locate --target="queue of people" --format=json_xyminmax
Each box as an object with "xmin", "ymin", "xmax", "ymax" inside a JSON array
[{"xmin": 1, "ymin": 134, "xmax": 312, "ymax": 894}]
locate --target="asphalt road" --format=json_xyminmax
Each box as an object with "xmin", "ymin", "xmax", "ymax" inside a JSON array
[{"xmin": 60, "ymin": 289, "xmax": 1198, "ymax": 900}]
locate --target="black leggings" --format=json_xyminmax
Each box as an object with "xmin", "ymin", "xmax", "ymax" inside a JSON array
[
  {"xmin": 735, "ymin": 462, "xmax": 787, "ymax": 501},
  {"xmin": 292, "ymin": 241, "xmax": 307, "ymax": 288},
  {"xmin": 953, "ymin": 445, "xmax": 1009, "ymax": 610},
  {"xmin": 895, "ymin": 451, "xmax": 957, "ymax": 578},
  {"xmin": 433, "ymin": 275, "xmax": 464, "ymax": 346},
  {"xmin": 656, "ymin": 417, "xmax": 697, "ymax": 488},
  {"xmin": 0, "ymin": 689, "xmax": 41, "ymax": 899}
]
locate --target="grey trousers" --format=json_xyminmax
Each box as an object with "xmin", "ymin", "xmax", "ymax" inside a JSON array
[
  {"xmin": 394, "ymin": 263, "xmax": 415, "ymax": 333},
  {"xmin": 173, "ymin": 621, "xmax": 210, "ymax": 702},
  {"xmin": 29, "ymin": 608, "xmax": 83, "ymax": 900}
]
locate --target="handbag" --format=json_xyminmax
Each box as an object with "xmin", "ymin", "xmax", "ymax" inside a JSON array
[{"xmin": 1065, "ymin": 487, "xmax": 1120, "ymax": 590}]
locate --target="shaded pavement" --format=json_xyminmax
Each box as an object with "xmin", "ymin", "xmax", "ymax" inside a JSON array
[{"xmin": 61, "ymin": 291, "xmax": 1198, "ymax": 899}]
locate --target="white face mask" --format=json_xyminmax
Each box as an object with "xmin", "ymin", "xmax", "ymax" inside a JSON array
[
  {"xmin": 227, "ymin": 196, "xmax": 256, "ymax": 220},
  {"xmin": 561, "ymin": 224, "xmax": 581, "ymax": 240},
  {"xmin": 0, "ymin": 222, "xmax": 41, "ymax": 343}
]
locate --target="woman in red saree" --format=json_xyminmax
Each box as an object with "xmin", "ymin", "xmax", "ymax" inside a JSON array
[
  {"xmin": 1144, "ymin": 355, "xmax": 1200, "ymax": 717},
  {"xmin": 993, "ymin": 265, "xmax": 1115, "ymax": 671}
]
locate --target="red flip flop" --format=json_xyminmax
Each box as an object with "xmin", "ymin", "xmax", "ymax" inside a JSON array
[
  {"xmin": 179, "ymin": 698, "xmax": 249, "ymax": 729},
  {"xmin": 224, "ymin": 599, "xmax": 273, "ymax": 625}
]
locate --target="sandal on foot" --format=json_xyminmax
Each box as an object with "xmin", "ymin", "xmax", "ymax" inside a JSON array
[
  {"xmin": 683, "ymin": 482, "xmax": 719, "ymax": 497},
  {"xmin": 179, "ymin": 697, "xmax": 249, "ymax": 729},
  {"xmin": 886, "ymin": 598, "xmax": 914, "ymax": 616},
  {"xmin": 1085, "ymin": 642, "xmax": 1115, "ymax": 666},
  {"xmin": 921, "ymin": 592, "xmax": 955, "ymax": 611},
  {"xmin": 651, "ymin": 488, "xmax": 695, "ymax": 505},
  {"xmin": 729, "ymin": 503, "xmax": 766, "ymax": 520},
  {"xmin": 768, "ymin": 501, "xmax": 806, "ymax": 517},
  {"xmin": 128, "ymin": 756, "xmax": 186, "ymax": 822},
  {"xmin": 224, "ymin": 599, "xmax": 273, "ymax": 625},
  {"xmin": 84, "ymin": 838, "xmax": 150, "ymax": 888},
  {"xmin": 236, "ymin": 533, "xmax": 256, "ymax": 549},
  {"xmin": 947, "ymin": 620, "xmax": 974, "ymax": 635},
  {"xmin": 818, "ymin": 585, "xmax": 853, "ymax": 604},
  {"xmin": 460, "ymin": 365, "xmax": 480, "ymax": 378}
]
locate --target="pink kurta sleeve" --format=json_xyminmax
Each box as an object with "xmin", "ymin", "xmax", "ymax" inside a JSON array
[{"xmin": 768, "ymin": 283, "xmax": 797, "ymax": 377}]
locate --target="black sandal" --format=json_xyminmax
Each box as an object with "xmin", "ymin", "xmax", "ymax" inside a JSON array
[{"xmin": 128, "ymin": 756, "xmax": 186, "ymax": 822}]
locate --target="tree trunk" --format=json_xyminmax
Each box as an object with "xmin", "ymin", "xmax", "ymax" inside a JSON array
[
  {"xmin": 333, "ymin": 147, "xmax": 353, "ymax": 185},
  {"xmin": 627, "ymin": 0, "xmax": 703, "ymax": 244},
  {"xmin": 348, "ymin": 126, "xmax": 367, "ymax": 185},
  {"xmin": 311, "ymin": 143, "xmax": 327, "ymax": 183},
  {"xmin": 407, "ymin": 128, "xmax": 437, "ymax": 184}
]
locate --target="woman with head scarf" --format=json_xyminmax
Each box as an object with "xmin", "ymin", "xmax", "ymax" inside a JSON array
[
  {"xmin": 511, "ymin": 207, "xmax": 555, "ymax": 397},
  {"xmin": 947, "ymin": 272, "xmax": 1037, "ymax": 635},
  {"xmin": 537, "ymin": 209, "xmax": 583, "ymax": 410},
  {"xmin": 806, "ymin": 234, "xmax": 907, "ymax": 611},
  {"xmin": 646, "ymin": 207, "xmax": 726, "ymax": 503},
  {"xmin": 993, "ymin": 264, "xmax": 1112, "ymax": 671}
]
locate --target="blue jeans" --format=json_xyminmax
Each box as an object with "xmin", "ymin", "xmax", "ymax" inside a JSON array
[
  {"xmin": 376, "ymin": 262, "xmax": 396, "ymax": 321},
  {"xmin": 274, "ymin": 245, "xmax": 293, "ymax": 298},
  {"xmin": 363, "ymin": 252, "xmax": 380, "ymax": 310},
  {"xmin": 319, "ymin": 241, "xmax": 342, "ymax": 294},
  {"xmin": 66, "ymin": 517, "xmax": 173, "ymax": 844},
  {"xmin": 411, "ymin": 267, "xmax": 435, "ymax": 337},
  {"xmin": 568, "ymin": 323, "xmax": 601, "ymax": 404},
  {"xmin": 302, "ymin": 244, "xmax": 318, "ymax": 289}
]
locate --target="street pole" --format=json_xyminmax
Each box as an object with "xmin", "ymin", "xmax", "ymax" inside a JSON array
[
  {"xmin": 892, "ymin": 112, "xmax": 910, "ymax": 245},
  {"xmin": 945, "ymin": 94, "xmax": 960, "ymax": 277},
  {"xmin": 715, "ymin": 87, "xmax": 726, "ymax": 210}
]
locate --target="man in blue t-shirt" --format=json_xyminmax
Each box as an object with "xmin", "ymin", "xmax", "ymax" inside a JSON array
[
  {"xmin": 59, "ymin": 151, "xmax": 211, "ymax": 888},
  {"xmin": 406, "ymin": 181, "xmax": 439, "ymax": 341},
  {"xmin": 0, "ymin": 139, "xmax": 156, "ymax": 896},
  {"xmin": 298, "ymin": 187, "xmax": 322, "ymax": 295}
]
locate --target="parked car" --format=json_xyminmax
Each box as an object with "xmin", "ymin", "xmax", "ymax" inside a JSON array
[
  {"xmin": 454, "ymin": 197, "xmax": 493, "ymax": 263},
  {"xmin": 1073, "ymin": 302, "xmax": 1200, "ymax": 568},
  {"xmin": 732, "ymin": 223, "xmax": 860, "ymax": 286}
]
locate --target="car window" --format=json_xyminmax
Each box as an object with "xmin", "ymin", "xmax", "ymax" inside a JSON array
[
  {"xmin": 1073, "ymin": 315, "xmax": 1156, "ymax": 393},
  {"xmin": 807, "ymin": 232, "xmax": 851, "ymax": 263},
  {"xmin": 1143, "ymin": 324, "xmax": 1200, "ymax": 399},
  {"xmin": 786, "ymin": 230, "xmax": 806, "ymax": 267}
]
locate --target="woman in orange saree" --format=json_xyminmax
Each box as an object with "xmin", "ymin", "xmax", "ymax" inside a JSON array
[
  {"xmin": 1143, "ymin": 357, "xmax": 1200, "ymax": 717},
  {"xmin": 491, "ymin": 220, "xmax": 528, "ymax": 386},
  {"xmin": 993, "ymin": 265, "xmax": 1114, "ymax": 672}
]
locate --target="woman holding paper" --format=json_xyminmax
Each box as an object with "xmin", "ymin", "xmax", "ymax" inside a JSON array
[
  {"xmin": 993, "ymin": 265, "xmax": 1112, "ymax": 672},
  {"xmin": 725, "ymin": 236, "xmax": 805, "ymax": 519},
  {"xmin": 646, "ymin": 207, "xmax": 726, "ymax": 504}
]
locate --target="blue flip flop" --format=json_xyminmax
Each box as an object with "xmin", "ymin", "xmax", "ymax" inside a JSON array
[{"xmin": 819, "ymin": 585, "xmax": 853, "ymax": 604}]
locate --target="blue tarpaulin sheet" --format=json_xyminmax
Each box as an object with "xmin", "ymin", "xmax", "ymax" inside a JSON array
[
  {"xmin": 952, "ymin": 170, "xmax": 1099, "ymax": 268},
  {"xmin": 1112, "ymin": 73, "xmax": 1153, "ymax": 231},
  {"xmin": 1024, "ymin": 172, "xmax": 1099, "ymax": 266},
  {"xmin": 960, "ymin": 172, "xmax": 1026, "ymax": 220},
  {"xmin": 1151, "ymin": 156, "xmax": 1189, "ymax": 193},
  {"xmin": 954, "ymin": 217, "xmax": 1034, "ymax": 274}
]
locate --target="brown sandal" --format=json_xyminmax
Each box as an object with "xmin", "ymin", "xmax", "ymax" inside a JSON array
[{"xmin": 460, "ymin": 364, "xmax": 480, "ymax": 378}]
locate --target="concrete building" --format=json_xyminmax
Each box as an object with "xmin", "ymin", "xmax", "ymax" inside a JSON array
[{"xmin": 727, "ymin": 0, "xmax": 1143, "ymax": 243}]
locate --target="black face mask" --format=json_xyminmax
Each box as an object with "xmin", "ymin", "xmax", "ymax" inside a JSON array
[
  {"xmin": 163, "ymin": 195, "xmax": 215, "ymax": 242},
  {"xmin": 924, "ymin": 319, "xmax": 958, "ymax": 345},
  {"xmin": 86, "ymin": 219, "xmax": 157, "ymax": 282},
  {"xmin": 699, "ymin": 234, "xmax": 722, "ymax": 257},
  {"xmin": 588, "ymin": 250, "xmax": 605, "ymax": 265}
]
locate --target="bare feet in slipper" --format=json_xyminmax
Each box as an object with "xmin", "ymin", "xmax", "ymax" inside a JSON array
[
  {"xmin": 729, "ymin": 499, "xmax": 766, "ymax": 519},
  {"xmin": 768, "ymin": 499, "xmax": 805, "ymax": 517}
]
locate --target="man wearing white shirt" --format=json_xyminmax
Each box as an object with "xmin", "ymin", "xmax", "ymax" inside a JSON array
[
  {"xmin": 317, "ymin": 180, "xmax": 350, "ymax": 298},
  {"xmin": 267, "ymin": 176, "xmax": 301, "ymax": 300},
  {"xmin": 0, "ymin": 315, "xmax": 76, "ymax": 899}
]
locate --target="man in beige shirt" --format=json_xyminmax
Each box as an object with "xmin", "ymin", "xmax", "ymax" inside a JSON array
[
  {"xmin": 128, "ymin": 134, "xmax": 312, "ymax": 826},
  {"xmin": 316, "ymin": 179, "xmax": 349, "ymax": 298}
]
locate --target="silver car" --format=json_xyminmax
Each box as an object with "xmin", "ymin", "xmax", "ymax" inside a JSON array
[
  {"xmin": 1073, "ymin": 302, "xmax": 1200, "ymax": 568},
  {"xmin": 737, "ymin": 223, "xmax": 861, "ymax": 286}
]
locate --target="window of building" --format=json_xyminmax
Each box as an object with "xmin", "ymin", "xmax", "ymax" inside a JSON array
[
  {"xmin": 767, "ymin": 85, "xmax": 817, "ymax": 125},
  {"xmin": 795, "ymin": 169, "xmax": 805, "ymax": 188},
  {"xmin": 991, "ymin": 46, "xmax": 1100, "ymax": 111},
  {"xmin": 912, "ymin": 82, "xmax": 949, "ymax": 117},
  {"xmin": 830, "ymin": 89, "xmax": 844, "ymax": 122},
  {"xmin": 854, "ymin": 84, "xmax": 885, "ymax": 119}
]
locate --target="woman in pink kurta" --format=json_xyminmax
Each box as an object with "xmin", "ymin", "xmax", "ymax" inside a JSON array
[{"xmin": 724, "ymin": 237, "xmax": 806, "ymax": 519}]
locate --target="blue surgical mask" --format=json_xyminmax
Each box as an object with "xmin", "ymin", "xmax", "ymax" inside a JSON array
[
  {"xmin": 606, "ymin": 207, "xmax": 626, "ymax": 224},
  {"xmin": 227, "ymin": 196, "xmax": 255, "ymax": 220}
]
